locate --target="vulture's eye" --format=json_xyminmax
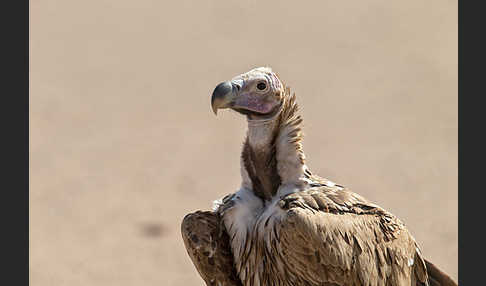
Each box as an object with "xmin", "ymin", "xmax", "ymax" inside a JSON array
[{"xmin": 256, "ymin": 82, "xmax": 267, "ymax": 91}]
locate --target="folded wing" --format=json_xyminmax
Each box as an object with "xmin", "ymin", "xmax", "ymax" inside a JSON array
[{"xmin": 276, "ymin": 187, "xmax": 429, "ymax": 286}]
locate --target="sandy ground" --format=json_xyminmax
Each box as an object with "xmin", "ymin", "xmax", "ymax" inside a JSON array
[{"xmin": 30, "ymin": 0, "xmax": 457, "ymax": 285}]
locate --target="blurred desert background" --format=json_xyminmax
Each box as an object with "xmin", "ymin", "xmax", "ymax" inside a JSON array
[{"xmin": 30, "ymin": 0, "xmax": 457, "ymax": 285}]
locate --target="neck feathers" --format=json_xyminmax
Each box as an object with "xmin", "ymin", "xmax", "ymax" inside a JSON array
[{"xmin": 240, "ymin": 87, "xmax": 306, "ymax": 201}]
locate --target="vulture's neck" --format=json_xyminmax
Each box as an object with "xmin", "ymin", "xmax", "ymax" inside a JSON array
[{"xmin": 240, "ymin": 90, "xmax": 307, "ymax": 201}]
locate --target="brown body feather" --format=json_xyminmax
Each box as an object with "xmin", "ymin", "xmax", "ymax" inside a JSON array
[{"xmin": 271, "ymin": 187, "xmax": 429, "ymax": 285}]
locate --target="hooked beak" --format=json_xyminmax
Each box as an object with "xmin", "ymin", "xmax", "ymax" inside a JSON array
[{"xmin": 211, "ymin": 81, "xmax": 235, "ymax": 115}]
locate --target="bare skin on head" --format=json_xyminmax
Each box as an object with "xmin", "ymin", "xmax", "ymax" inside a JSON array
[
  {"xmin": 182, "ymin": 67, "xmax": 457, "ymax": 286},
  {"xmin": 211, "ymin": 67, "xmax": 283, "ymax": 119}
]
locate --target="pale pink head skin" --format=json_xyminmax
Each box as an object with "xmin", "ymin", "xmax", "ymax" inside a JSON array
[{"xmin": 211, "ymin": 67, "xmax": 285, "ymax": 119}]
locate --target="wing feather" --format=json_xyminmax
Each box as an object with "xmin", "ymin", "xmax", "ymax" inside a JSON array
[
  {"xmin": 276, "ymin": 187, "xmax": 429, "ymax": 286},
  {"xmin": 181, "ymin": 211, "xmax": 242, "ymax": 286}
]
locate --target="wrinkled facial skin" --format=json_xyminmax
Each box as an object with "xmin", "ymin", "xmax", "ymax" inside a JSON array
[
  {"xmin": 211, "ymin": 67, "xmax": 284, "ymax": 119},
  {"xmin": 230, "ymin": 68, "xmax": 283, "ymax": 117}
]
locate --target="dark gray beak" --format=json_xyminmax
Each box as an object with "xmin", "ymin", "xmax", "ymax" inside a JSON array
[{"xmin": 211, "ymin": 81, "xmax": 235, "ymax": 115}]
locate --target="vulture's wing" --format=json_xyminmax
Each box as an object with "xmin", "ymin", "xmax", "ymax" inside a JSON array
[
  {"xmin": 425, "ymin": 259, "xmax": 457, "ymax": 286},
  {"xmin": 276, "ymin": 187, "xmax": 430, "ymax": 286},
  {"xmin": 181, "ymin": 211, "xmax": 242, "ymax": 286}
]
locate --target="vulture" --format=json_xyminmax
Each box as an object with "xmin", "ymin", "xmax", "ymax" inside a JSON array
[{"xmin": 181, "ymin": 67, "xmax": 457, "ymax": 286}]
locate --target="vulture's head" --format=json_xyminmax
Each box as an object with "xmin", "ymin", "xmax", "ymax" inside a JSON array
[{"xmin": 211, "ymin": 67, "xmax": 287, "ymax": 120}]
